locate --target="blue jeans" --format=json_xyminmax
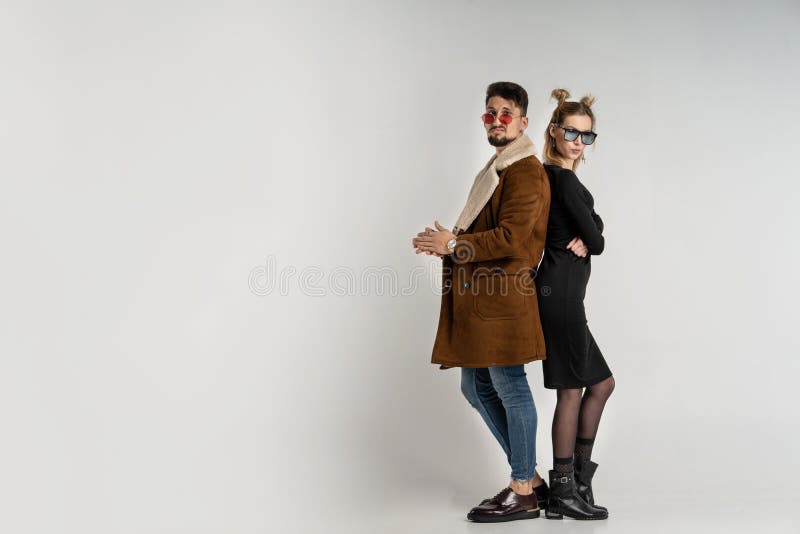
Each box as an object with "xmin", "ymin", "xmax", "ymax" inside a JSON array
[{"xmin": 461, "ymin": 365, "xmax": 537, "ymax": 482}]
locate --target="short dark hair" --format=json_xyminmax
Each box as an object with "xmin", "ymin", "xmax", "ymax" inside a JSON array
[{"xmin": 485, "ymin": 81, "xmax": 528, "ymax": 116}]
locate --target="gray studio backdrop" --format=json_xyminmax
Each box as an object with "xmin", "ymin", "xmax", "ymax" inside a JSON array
[{"xmin": 1, "ymin": 1, "xmax": 798, "ymax": 533}]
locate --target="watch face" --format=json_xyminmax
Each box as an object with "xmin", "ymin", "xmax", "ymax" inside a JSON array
[{"xmin": 447, "ymin": 238, "xmax": 456, "ymax": 251}]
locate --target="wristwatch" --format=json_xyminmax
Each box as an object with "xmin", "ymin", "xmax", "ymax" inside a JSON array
[{"xmin": 446, "ymin": 238, "xmax": 457, "ymax": 254}]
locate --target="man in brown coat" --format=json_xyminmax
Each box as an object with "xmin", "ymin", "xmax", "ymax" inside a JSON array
[{"xmin": 412, "ymin": 82, "xmax": 551, "ymax": 523}]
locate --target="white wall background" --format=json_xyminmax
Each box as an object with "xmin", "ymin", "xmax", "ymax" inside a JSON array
[{"xmin": 1, "ymin": 1, "xmax": 798, "ymax": 533}]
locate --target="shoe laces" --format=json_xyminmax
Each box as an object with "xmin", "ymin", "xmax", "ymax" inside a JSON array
[{"xmin": 489, "ymin": 487, "xmax": 512, "ymax": 502}]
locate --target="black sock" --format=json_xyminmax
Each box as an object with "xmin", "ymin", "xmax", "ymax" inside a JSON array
[
  {"xmin": 554, "ymin": 456, "xmax": 573, "ymax": 474},
  {"xmin": 575, "ymin": 437, "xmax": 595, "ymax": 468}
]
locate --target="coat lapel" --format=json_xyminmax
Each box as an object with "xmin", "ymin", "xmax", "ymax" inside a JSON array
[{"xmin": 453, "ymin": 134, "xmax": 538, "ymax": 233}]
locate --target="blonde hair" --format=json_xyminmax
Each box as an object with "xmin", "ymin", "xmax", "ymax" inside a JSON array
[{"xmin": 542, "ymin": 88, "xmax": 597, "ymax": 172}]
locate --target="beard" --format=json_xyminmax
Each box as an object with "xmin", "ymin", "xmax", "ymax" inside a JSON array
[{"xmin": 488, "ymin": 131, "xmax": 516, "ymax": 147}]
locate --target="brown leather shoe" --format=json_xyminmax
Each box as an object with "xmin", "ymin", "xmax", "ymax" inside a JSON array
[
  {"xmin": 476, "ymin": 481, "xmax": 549, "ymax": 510},
  {"xmin": 467, "ymin": 487, "xmax": 540, "ymax": 523}
]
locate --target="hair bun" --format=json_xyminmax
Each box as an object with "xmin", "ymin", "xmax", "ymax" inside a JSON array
[
  {"xmin": 551, "ymin": 88, "xmax": 570, "ymax": 104},
  {"xmin": 580, "ymin": 94, "xmax": 596, "ymax": 108}
]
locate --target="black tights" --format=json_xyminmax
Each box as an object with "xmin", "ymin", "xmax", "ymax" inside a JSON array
[{"xmin": 552, "ymin": 376, "xmax": 615, "ymax": 459}]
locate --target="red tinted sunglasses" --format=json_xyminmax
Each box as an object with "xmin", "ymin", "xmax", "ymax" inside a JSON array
[{"xmin": 481, "ymin": 110, "xmax": 519, "ymax": 125}]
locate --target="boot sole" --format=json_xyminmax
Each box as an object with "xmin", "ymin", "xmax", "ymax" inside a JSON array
[
  {"xmin": 468, "ymin": 509, "xmax": 541, "ymax": 523},
  {"xmin": 545, "ymin": 509, "xmax": 608, "ymax": 521}
]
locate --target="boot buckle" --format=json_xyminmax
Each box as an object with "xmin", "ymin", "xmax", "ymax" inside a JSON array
[{"xmin": 558, "ymin": 476, "xmax": 569, "ymax": 483}]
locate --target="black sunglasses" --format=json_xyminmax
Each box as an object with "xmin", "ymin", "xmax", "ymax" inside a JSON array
[{"xmin": 556, "ymin": 124, "xmax": 597, "ymax": 145}]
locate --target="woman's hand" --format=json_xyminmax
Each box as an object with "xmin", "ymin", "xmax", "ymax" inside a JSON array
[{"xmin": 567, "ymin": 237, "xmax": 588, "ymax": 258}]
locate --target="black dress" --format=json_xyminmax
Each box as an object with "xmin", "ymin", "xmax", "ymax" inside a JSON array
[{"xmin": 536, "ymin": 164, "xmax": 612, "ymax": 389}]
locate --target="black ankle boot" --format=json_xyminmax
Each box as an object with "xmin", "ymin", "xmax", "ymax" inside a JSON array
[
  {"xmin": 533, "ymin": 481, "xmax": 549, "ymax": 510},
  {"xmin": 545, "ymin": 470, "xmax": 608, "ymax": 520},
  {"xmin": 574, "ymin": 460, "xmax": 607, "ymax": 512}
]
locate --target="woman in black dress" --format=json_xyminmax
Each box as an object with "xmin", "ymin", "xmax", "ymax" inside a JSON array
[{"xmin": 536, "ymin": 89, "xmax": 614, "ymax": 520}]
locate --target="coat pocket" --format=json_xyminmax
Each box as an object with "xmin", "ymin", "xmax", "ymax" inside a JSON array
[{"xmin": 472, "ymin": 271, "xmax": 528, "ymax": 320}]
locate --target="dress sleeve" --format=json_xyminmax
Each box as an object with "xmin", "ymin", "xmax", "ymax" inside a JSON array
[
  {"xmin": 559, "ymin": 170, "xmax": 605, "ymax": 255},
  {"xmin": 453, "ymin": 163, "xmax": 547, "ymax": 263},
  {"xmin": 591, "ymin": 211, "xmax": 604, "ymax": 234}
]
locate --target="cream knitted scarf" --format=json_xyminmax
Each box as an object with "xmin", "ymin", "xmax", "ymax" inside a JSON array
[{"xmin": 452, "ymin": 134, "xmax": 538, "ymax": 233}]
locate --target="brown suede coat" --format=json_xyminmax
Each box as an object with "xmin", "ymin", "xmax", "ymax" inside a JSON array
[{"xmin": 431, "ymin": 154, "xmax": 550, "ymax": 369}]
